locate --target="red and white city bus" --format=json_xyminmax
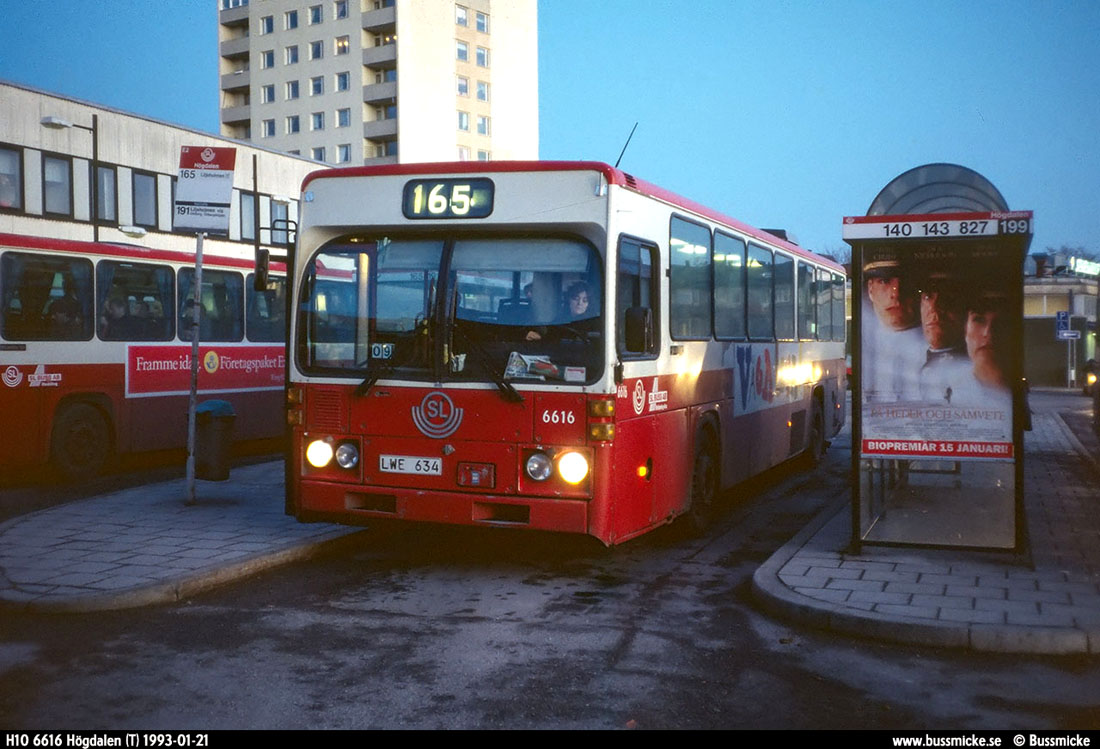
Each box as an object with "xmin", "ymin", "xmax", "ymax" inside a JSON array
[
  {"xmin": 0, "ymin": 233, "xmax": 286, "ymax": 481},
  {"xmin": 287, "ymin": 161, "xmax": 846, "ymax": 545}
]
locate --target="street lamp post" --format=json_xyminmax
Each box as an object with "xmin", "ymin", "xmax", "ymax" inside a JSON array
[{"xmin": 41, "ymin": 114, "xmax": 100, "ymax": 242}]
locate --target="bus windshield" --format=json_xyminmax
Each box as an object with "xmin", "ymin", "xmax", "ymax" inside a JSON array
[{"xmin": 298, "ymin": 236, "xmax": 603, "ymax": 385}]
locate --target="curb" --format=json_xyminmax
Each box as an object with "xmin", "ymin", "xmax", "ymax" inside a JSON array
[
  {"xmin": 1050, "ymin": 410, "xmax": 1100, "ymax": 476},
  {"xmin": 0, "ymin": 529, "xmax": 365, "ymax": 614},
  {"xmin": 751, "ymin": 496, "xmax": 1099, "ymax": 656}
]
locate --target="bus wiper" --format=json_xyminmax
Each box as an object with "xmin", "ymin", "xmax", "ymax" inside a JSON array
[
  {"xmin": 451, "ymin": 324, "xmax": 523, "ymax": 403},
  {"xmin": 354, "ymin": 360, "xmax": 394, "ymax": 397}
]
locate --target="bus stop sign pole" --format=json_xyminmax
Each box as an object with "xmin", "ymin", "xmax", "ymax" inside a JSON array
[
  {"xmin": 186, "ymin": 232, "xmax": 204, "ymax": 505},
  {"xmin": 173, "ymin": 146, "xmax": 236, "ymax": 505}
]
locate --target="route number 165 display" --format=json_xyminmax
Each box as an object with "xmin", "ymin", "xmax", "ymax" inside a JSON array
[{"xmin": 403, "ymin": 178, "xmax": 494, "ymax": 219}]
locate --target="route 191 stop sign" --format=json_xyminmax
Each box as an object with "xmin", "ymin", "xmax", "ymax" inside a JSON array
[{"xmin": 173, "ymin": 146, "xmax": 236, "ymax": 234}]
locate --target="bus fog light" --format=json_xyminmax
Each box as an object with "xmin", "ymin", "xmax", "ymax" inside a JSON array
[
  {"xmin": 525, "ymin": 453, "xmax": 552, "ymax": 481},
  {"xmin": 335, "ymin": 442, "xmax": 359, "ymax": 469},
  {"xmin": 557, "ymin": 451, "xmax": 589, "ymax": 484},
  {"xmin": 306, "ymin": 439, "xmax": 334, "ymax": 468}
]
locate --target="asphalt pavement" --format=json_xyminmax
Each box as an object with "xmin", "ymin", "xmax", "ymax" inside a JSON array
[{"xmin": 1, "ymin": 389, "xmax": 1097, "ymax": 655}]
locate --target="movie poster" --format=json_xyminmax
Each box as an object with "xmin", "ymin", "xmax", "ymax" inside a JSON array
[{"xmin": 860, "ymin": 242, "xmax": 1017, "ymax": 461}]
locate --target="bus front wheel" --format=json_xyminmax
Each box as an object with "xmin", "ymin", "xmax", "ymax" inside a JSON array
[{"xmin": 50, "ymin": 402, "xmax": 111, "ymax": 481}]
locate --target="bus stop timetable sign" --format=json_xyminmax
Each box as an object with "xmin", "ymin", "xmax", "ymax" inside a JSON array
[
  {"xmin": 842, "ymin": 211, "xmax": 1032, "ymax": 240},
  {"xmin": 174, "ymin": 146, "xmax": 237, "ymax": 235}
]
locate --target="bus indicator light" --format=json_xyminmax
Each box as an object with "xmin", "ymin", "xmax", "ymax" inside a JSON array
[
  {"xmin": 588, "ymin": 423, "xmax": 615, "ymax": 441},
  {"xmin": 588, "ymin": 398, "xmax": 615, "ymax": 417}
]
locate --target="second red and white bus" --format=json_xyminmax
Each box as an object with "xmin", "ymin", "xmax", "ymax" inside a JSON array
[
  {"xmin": 287, "ymin": 161, "xmax": 846, "ymax": 545},
  {"xmin": 0, "ymin": 233, "xmax": 286, "ymax": 481}
]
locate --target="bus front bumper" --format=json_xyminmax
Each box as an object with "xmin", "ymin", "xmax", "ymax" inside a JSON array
[{"xmin": 297, "ymin": 479, "xmax": 591, "ymax": 536}]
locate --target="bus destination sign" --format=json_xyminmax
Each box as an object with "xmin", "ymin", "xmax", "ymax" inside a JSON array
[
  {"xmin": 842, "ymin": 211, "xmax": 1032, "ymax": 241},
  {"xmin": 402, "ymin": 178, "xmax": 494, "ymax": 220}
]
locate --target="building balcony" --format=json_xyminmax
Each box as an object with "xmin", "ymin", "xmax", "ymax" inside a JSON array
[
  {"xmin": 363, "ymin": 81, "xmax": 397, "ymax": 104},
  {"xmin": 219, "ymin": 5, "xmax": 249, "ymax": 26},
  {"xmin": 361, "ymin": 5, "xmax": 396, "ymax": 30},
  {"xmin": 221, "ymin": 122, "xmax": 250, "ymax": 140},
  {"xmin": 219, "ymin": 35, "xmax": 250, "ymax": 58},
  {"xmin": 220, "ymin": 69, "xmax": 250, "ymax": 92},
  {"xmin": 363, "ymin": 44, "xmax": 397, "ymax": 67},
  {"xmin": 220, "ymin": 104, "xmax": 251, "ymax": 125},
  {"xmin": 363, "ymin": 154, "xmax": 399, "ymax": 166},
  {"xmin": 364, "ymin": 119, "xmax": 398, "ymax": 139}
]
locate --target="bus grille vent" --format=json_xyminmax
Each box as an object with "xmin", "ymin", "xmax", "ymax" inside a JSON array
[
  {"xmin": 623, "ymin": 173, "xmax": 638, "ymax": 188},
  {"xmin": 310, "ymin": 391, "xmax": 347, "ymax": 431}
]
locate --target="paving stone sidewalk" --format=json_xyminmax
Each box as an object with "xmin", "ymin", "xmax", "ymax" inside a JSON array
[
  {"xmin": 754, "ymin": 396, "xmax": 1100, "ymax": 654},
  {"xmin": 0, "ymin": 462, "xmax": 359, "ymax": 612}
]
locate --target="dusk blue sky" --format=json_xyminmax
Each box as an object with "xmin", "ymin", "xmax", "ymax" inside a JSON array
[{"xmin": 2, "ymin": 0, "xmax": 1097, "ymax": 258}]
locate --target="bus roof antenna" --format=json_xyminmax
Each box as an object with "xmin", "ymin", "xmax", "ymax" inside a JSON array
[{"xmin": 613, "ymin": 122, "xmax": 639, "ymax": 169}]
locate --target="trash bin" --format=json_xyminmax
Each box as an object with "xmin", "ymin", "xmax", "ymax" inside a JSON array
[{"xmin": 195, "ymin": 400, "xmax": 235, "ymax": 481}]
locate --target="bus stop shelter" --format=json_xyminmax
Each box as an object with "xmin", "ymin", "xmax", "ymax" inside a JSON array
[{"xmin": 844, "ymin": 164, "xmax": 1033, "ymax": 552}]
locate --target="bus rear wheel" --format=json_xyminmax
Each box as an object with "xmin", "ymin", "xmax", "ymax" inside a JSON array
[
  {"xmin": 50, "ymin": 402, "xmax": 111, "ymax": 482},
  {"xmin": 685, "ymin": 435, "xmax": 718, "ymax": 534}
]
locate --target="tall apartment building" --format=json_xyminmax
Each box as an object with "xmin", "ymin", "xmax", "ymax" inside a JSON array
[{"xmin": 218, "ymin": 0, "xmax": 538, "ymax": 165}]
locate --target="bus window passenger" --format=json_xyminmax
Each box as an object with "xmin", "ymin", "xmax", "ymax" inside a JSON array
[
  {"xmin": 100, "ymin": 296, "xmax": 142, "ymax": 340},
  {"xmin": 48, "ymin": 295, "xmax": 83, "ymax": 338}
]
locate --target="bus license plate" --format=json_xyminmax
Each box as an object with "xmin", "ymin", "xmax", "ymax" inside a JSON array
[{"xmin": 379, "ymin": 454, "xmax": 442, "ymax": 476}]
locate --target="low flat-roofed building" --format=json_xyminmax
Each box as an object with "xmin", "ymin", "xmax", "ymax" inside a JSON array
[{"xmin": 0, "ymin": 79, "xmax": 325, "ymax": 259}]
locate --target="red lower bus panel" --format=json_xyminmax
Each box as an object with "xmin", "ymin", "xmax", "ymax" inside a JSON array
[{"xmin": 300, "ymin": 480, "xmax": 590, "ymax": 536}]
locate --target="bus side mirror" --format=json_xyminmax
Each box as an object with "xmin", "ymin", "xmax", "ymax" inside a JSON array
[
  {"xmin": 624, "ymin": 306, "xmax": 653, "ymax": 353},
  {"xmin": 254, "ymin": 249, "xmax": 270, "ymax": 291}
]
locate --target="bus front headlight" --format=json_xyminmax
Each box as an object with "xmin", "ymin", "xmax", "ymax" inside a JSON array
[
  {"xmin": 306, "ymin": 439, "xmax": 334, "ymax": 468},
  {"xmin": 557, "ymin": 451, "xmax": 589, "ymax": 484},
  {"xmin": 335, "ymin": 442, "xmax": 359, "ymax": 469},
  {"xmin": 525, "ymin": 452, "xmax": 553, "ymax": 481}
]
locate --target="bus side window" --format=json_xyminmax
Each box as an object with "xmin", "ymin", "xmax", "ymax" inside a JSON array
[
  {"xmin": 774, "ymin": 253, "xmax": 794, "ymax": 340},
  {"xmin": 832, "ymin": 273, "xmax": 846, "ymax": 342},
  {"xmin": 178, "ymin": 269, "xmax": 243, "ymax": 342},
  {"xmin": 746, "ymin": 244, "xmax": 773, "ymax": 340},
  {"xmin": 816, "ymin": 268, "xmax": 832, "ymax": 341},
  {"xmin": 617, "ymin": 236, "xmax": 659, "ymax": 356},
  {"xmin": 797, "ymin": 261, "xmax": 816, "ymax": 341},
  {"xmin": 96, "ymin": 260, "xmax": 174, "ymax": 341},
  {"xmin": 669, "ymin": 216, "xmax": 713, "ymax": 340},
  {"xmin": 1, "ymin": 252, "xmax": 93, "ymax": 341},
  {"xmin": 246, "ymin": 274, "xmax": 286, "ymax": 342},
  {"xmin": 714, "ymin": 232, "xmax": 747, "ymax": 339}
]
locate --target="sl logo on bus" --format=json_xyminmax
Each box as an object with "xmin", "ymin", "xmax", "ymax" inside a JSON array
[{"xmin": 412, "ymin": 391, "xmax": 464, "ymax": 439}]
